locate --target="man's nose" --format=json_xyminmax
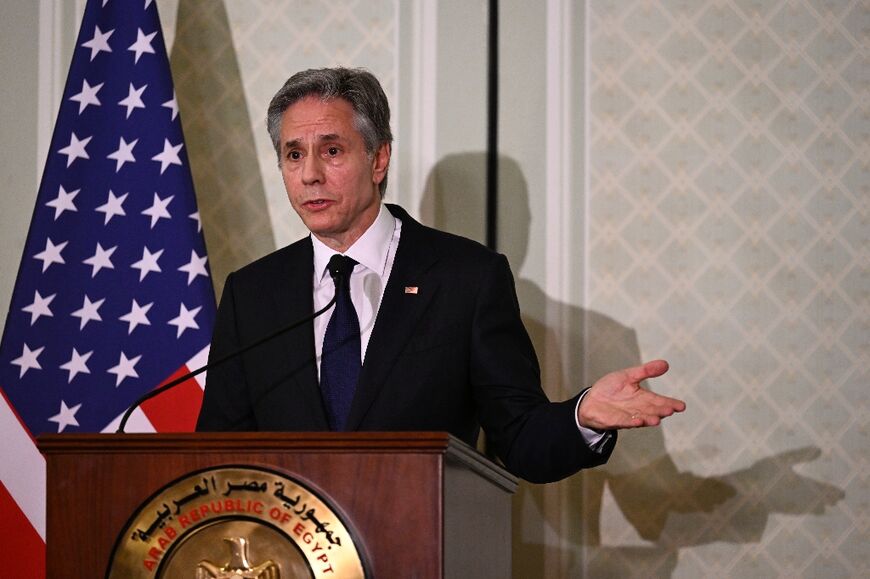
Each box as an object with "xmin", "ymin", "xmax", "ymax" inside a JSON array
[{"xmin": 301, "ymin": 153, "xmax": 325, "ymax": 184}]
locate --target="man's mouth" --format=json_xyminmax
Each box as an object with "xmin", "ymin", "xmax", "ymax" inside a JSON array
[{"xmin": 304, "ymin": 199, "xmax": 333, "ymax": 208}]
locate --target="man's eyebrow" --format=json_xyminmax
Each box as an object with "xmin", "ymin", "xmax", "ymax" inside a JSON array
[{"xmin": 283, "ymin": 134, "xmax": 344, "ymax": 149}]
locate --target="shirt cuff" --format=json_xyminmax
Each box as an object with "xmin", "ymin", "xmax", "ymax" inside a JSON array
[{"xmin": 575, "ymin": 387, "xmax": 612, "ymax": 452}]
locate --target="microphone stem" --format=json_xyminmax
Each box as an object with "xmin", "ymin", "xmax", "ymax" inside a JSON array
[{"xmin": 116, "ymin": 294, "xmax": 338, "ymax": 433}]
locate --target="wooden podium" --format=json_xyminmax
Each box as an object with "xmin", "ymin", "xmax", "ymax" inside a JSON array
[{"xmin": 38, "ymin": 432, "xmax": 517, "ymax": 578}]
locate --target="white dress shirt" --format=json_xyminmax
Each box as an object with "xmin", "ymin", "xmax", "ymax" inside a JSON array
[
  {"xmin": 312, "ymin": 204, "xmax": 401, "ymax": 376},
  {"xmin": 309, "ymin": 203, "xmax": 606, "ymax": 448}
]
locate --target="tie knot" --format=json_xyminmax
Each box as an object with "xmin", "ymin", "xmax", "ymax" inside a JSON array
[{"xmin": 327, "ymin": 254, "xmax": 357, "ymax": 285}]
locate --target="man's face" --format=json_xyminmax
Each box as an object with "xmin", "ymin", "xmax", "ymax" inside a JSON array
[{"xmin": 279, "ymin": 96, "xmax": 389, "ymax": 252}]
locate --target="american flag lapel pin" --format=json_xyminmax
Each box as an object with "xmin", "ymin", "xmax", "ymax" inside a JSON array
[{"xmin": 404, "ymin": 286, "xmax": 418, "ymax": 294}]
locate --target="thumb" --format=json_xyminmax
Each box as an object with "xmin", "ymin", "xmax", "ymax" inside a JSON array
[{"xmin": 625, "ymin": 359, "xmax": 669, "ymax": 383}]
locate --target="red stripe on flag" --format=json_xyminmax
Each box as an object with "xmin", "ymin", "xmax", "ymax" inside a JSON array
[
  {"xmin": 0, "ymin": 481, "xmax": 45, "ymax": 578},
  {"xmin": 140, "ymin": 366, "xmax": 203, "ymax": 432}
]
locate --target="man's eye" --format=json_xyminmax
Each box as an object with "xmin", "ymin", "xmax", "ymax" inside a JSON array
[
  {"xmin": 288, "ymin": 151, "xmax": 301, "ymax": 160},
  {"xmin": 327, "ymin": 147, "xmax": 339, "ymax": 156}
]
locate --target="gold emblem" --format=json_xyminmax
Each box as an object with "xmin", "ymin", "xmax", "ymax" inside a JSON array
[
  {"xmin": 107, "ymin": 467, "xmax": 367, "ymax": 578},
  {"xmin": 196, "ymin": 537, "xmax": 279, "ymax": 578}
]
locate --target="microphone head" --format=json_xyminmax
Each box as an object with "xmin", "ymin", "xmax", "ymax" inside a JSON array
[{"xmin": 327, "ymin": 254, "xmax": 357, "ymax": 282}]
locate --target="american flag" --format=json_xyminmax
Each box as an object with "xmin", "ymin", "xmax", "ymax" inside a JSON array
[{"xmin": 0, "ymin": 0, "xmax": 215, "ymax": 574}]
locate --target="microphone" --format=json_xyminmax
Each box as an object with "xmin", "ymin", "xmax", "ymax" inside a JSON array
[
  {"xmin": 326, "ymin": 254, "xmax": 356, "ymax": 284},
  {"xmin": 116, "ymin": 255, "xmax": 350, "ymax": 433}
]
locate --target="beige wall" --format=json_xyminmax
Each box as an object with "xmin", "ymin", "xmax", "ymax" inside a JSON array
[
  {"xmin": 582, "ymin": 2, "xmax": 866, "ymax": 577},
  {"xmin": 1, "ymin": 1, "xmax": 867, "ymax": 577},
  {"xmin": 1, "ymin": 1, "xmax": 44, "ymax": 337}
]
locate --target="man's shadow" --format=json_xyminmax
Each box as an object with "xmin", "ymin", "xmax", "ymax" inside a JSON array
[{"xmin": 420, "ymin": 153, "xmax": 844, "ymax": 578}]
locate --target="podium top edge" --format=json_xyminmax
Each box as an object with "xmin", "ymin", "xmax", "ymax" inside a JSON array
[
  {"xmin": 37, "ymin": 431, "xmax": 518, "ymax": 490},
  {"xmin": 38, "ymin": 431, "xmax": 460, "ymax": 451}
]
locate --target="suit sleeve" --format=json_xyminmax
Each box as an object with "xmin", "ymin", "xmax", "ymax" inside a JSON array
[
  {"xmin": 196, "ymin": 272, "xmax": 257, "ymax": 431},
  {"xmin": 470, "ymin": 254, "xmax": 615, "ymax": 483}
]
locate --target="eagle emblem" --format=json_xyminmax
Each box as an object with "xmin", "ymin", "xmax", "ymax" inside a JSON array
[{"xmin": 196, "ymin": 537, "xmax": 280, "ymax": 579}]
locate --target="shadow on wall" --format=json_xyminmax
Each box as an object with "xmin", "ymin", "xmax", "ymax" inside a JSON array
[
  {"xmin": 421, "ymin": 153, "xmax": 844, "ymax": 578},
  {"xmin": 170, "ymin": 0, "xmax": 276, "ymax": 300}
]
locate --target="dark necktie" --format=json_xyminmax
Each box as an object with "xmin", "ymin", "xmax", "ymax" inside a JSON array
[{"xmin": 320, "ymin": 255, "xmax": 360, "ymax": 431}]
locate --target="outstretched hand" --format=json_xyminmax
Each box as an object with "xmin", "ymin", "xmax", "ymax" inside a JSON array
[{"xmin": 578, "ymin": 359, "xmax": 685, "ymax": 430}]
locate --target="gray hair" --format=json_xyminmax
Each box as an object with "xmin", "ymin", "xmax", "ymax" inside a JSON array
[{"xmin": 267, "ymin": 67, "xmax": 393, "ymax": 196}]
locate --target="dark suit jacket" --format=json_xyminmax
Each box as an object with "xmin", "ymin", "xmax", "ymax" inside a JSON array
[{"xmin": 197, "ymin": 204, "xmax": 614, "ymax": 482}]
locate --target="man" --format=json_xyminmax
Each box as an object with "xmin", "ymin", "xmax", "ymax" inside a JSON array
[{"xmin": 197, "ymin": 68, "xmax": 685, "ymax": 483}]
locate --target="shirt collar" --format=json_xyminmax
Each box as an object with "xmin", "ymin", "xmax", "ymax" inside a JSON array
[{"xmin": 312, "ymin": 203, "xmax": 397, "ymax": 286}]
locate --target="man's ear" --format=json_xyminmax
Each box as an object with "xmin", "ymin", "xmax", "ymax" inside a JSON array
[{"xmin": 371, "ymin": 142, "xmax": 390, "ymax": 185}]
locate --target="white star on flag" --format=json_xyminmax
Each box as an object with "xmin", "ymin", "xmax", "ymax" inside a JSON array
[
  {"xmin": 178, "ymin": 250, "xmax": 209, "ymax": 285},
  {"xmin": 107, "ymin": 137, "xmax": 138, "ymax": 172},
  {"xmin": 95, "ymin": 190, "xmax": 128, "ymax": 224},
  {"xmin": 59, "ymin": 348, "xmax": 93, "ymax": 383},
  {"xmin": 141, "ymin": 193, "xmax": 174, "ymax": 228},
  {"xmin": 107, "ymin": 352, "xmax": 142, "ymax": 386},
  {"xmin": 58, "ymin": 132, "xmax": 92, "ymax": 167},
  {"xmin": 82, "ymin": 243, "xmax": 117, "ymax": 277},
  {"xmin": 45, "ymin": 185, "xmax": 80, "ymax": 220},
  {"xmin": 118, "ymin": 83, "xmax": 147, "ymax": 118},
  {"xmin": 119, "ymin": 299, "xmax": 153, "ymax": 334},
  {"xmin": 168, "ymin": 303, "xmax": 202, "ymax": 338},
  {"xmin": 81, "ymin": 25, "xmax": 113, "ymax": 61},
  {"xmin": 128, "ymin": 28, "xmax": 157, "ymax": 63},
  {"xmin": 33, "ymin": 238, "xmax": 67, "ymax": 272},
  {"xmin": 188, "ymin": 211, "xmax": 202, "ymax": 232},
  {"xmin": 48, "ymin": 401, "xmax": 82, "ymax": 433},
  {"xmin": 151, "ymin": 139, "xmax": 183, "ymax": 174},
  {"xmin": 71, "ymin": 295, "xmax": 105, "ymax": 330},
  {"xmin": 162, "ymin": 92, "xmax": 178, "ymax": 120},
  {"xmin": 22, "ymin": 290, "xmax": 56, "ymax": 325},
  {"xmin": 69, "ymin": 79, "xmax": 103, "ymax": 113},
  {"xmin": 11, "ymin": 344, "xmax": 45, "ymax": 378},
  {"xmin": 131, "ymin": 246, "xmax": 163, "ymax": 281}
]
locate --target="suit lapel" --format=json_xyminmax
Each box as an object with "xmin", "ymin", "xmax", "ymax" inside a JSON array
[
  {"xmin": 266, "ymin": 239, "xmax": 329, "ymax": 429},
  {"xmin": 345, "ymin": 206, "xmax": 440, "ymax": 430}
]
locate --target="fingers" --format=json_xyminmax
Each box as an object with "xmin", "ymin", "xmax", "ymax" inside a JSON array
[
  {"xmin": 583, "ymin": 399, "xmax": 681, "ymax": 431},
  {"xmin": 623, "ymin": 412, "xmax": 660, "ymax": 429},
  {"xmin": 627, "ymin": 390, "xmax": 686, "ymax": 426},
  {"xmin": 624, "ymin": 360, "xmax": 686, "ymax": 415},
  {"xmin": 641, "ymin": 414, "xmax": 661, "ymax": 427},
  {"xmin": 641, "ymin": 390, "xmax": 687, "ymax": 415},
  {"xmin": 651, "ymin": 392, "xmax": 686, "ymax": 413}
]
